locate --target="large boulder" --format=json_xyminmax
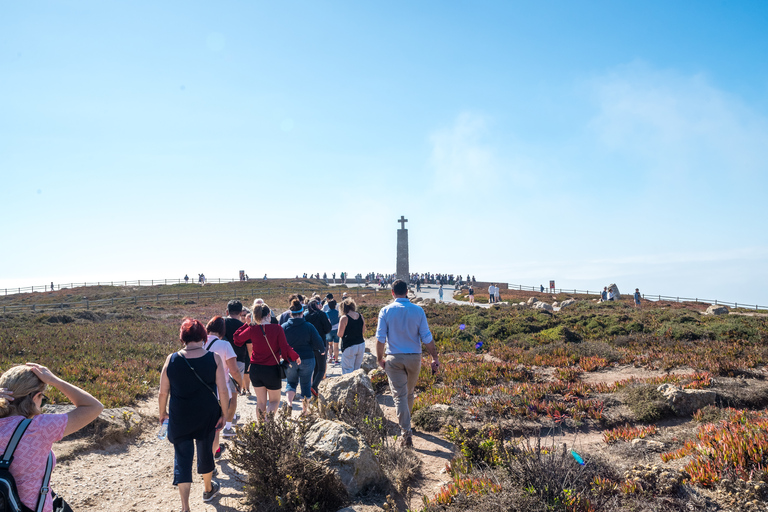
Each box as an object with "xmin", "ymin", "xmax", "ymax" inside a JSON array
[
  {"xmin": 527, "ymin": 297, "xmax": 539, "ymax": 306},
  {"xmin": 360, "ymin": 352, "xmax": 378, "ymax": 374},
  {"xmin": 607, "ymin": 284, "xmax": 621, "ymax": 300},
  {"xmin": 705, "ymin": 304, "xmax": 729, "ymax": 316},
  {"xmin": 43, "ymin": 405, "xmax": 142, "ymax": 442},
  {"xmin": 533, "ymin": 301, "xmax": 553, "ymax": 311},
  {"xmin": 304, "ymin": 419, "xmax": 386, "ymax": 496},
  {"xmin": 318, "ymin": 369, "xmax": 383, "ymax": 420},
  {"xmin": 657, "ymin": 384, "xmax": 717, "ymax": 416},
  {"xmin": 559, "ymin": 298, "xmax": 576, "ymax": 309},
  {"xmin": 422, "ymin": 298, "xmax": 436, "ymax": 305}
]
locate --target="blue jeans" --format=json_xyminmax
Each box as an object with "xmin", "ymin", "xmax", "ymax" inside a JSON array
[{"xmin": 286, "ymin": 357, "xmax": 315, "ymax": 399}]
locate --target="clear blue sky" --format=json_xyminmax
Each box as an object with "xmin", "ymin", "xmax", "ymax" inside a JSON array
[{"xmin": 2, "ymin": 1, "xmax": 767, "ymax": 305}]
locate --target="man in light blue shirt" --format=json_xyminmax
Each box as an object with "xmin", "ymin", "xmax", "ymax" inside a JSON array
[{"xmin": 376, "ymin": 279, "xmax": 439, "ymax": 447}]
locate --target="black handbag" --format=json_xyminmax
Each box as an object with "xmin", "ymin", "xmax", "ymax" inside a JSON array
[{"xmin": 260, "ymin": 325, "xmax": 291, "ymax": 379}]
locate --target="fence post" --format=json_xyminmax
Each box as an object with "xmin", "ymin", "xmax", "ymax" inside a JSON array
[
  {"xmin": 134, "ymin": 297, "xmax": 137, "ymax": 305},
  {"xmin": 156, "ymin": 294, "xmax": 159, "ymax": 302},
  {"xmin": 111, "ymin": 298, "xmax": 114, "ymax": 306},
  {"xmin": 86, "ymin": 300, "xmax": 89, "ymax": 310},
  {"xmin": 32, "ymin": 304, "xmax": 35, "ymax": 311},
  {"xmin": 138, "ymin": 280, "xmax": 141, "ymax": 286}
]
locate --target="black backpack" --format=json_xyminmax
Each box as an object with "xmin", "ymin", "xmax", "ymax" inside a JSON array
[{"xmin": 0, "ymin": 418, "xmax": 52, "ymax": 512}]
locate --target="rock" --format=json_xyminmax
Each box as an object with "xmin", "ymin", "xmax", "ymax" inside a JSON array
[
  {"xmin": 552, "ymin": 301, "xmax": 559, "ymax": 307},
  {"xmin": 527, "ymin": 297, "xmax": 538, "ymax": 305},
  {"xmin": 657, "ymin": 384, "xmax": 717, "ymax": 416},
  {"xmin": 360, "ymin": 352, "xmax": 378, "ymax": 374},
  {"xmin": 304, "ymin": 420, "xmax": 386, "ymax": 496},
  {"xmin": 318, "ymin": 369, "xmax": 383, "ymax": 421},
  {"xmin": 422, "ymin": 298, "xmax": 436, "ymax": 305},
  {"xmin": 43, "ymin": 405, "xmax": 142, "ymax": 443},
  {"xmin": 336, "ymin": 504, "xmax": 385, "ymax": 512},
  {"xmin": 533, "ymin": 301, "xmax": 553, "ymax": 311},
  {"xmin": 607, "ymin": 283, "xmax": 621, "ymax": 300},
  {"xmin": 630, "ymin": 438, "xmax": 665, "ymax": 450},
  {"xmin": 559, "ymin": 298, "xmax": 576, "ymax": 309},
  {"xmin": 412, "ymin": 404, "xmax": 464, "ymax": 431},
  {"xmin": 705, "ymin": 304, "xmax": 729, "ymax": 316},
  {"xmin": 518, "ymin": 302, "xmax": 526, "ymax": 306}
]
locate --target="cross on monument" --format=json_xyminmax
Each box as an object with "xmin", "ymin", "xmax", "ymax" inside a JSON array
[{"xmin": 398, "ymin": 216, "xmax": 408, "ymax": 230}]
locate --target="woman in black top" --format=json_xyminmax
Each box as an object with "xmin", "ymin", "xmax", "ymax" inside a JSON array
[
  {"xmin": 159, "ymin": 318, "xmax": 228, "ymax": 511},
  {"xmin": 337, "ymin": 298, "xmax": 365, "ymax": 375}
]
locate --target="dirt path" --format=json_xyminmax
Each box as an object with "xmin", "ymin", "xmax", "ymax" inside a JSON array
[{"xmin": 52, "ymin": 345, "xmax": 458, "ymax": 511}]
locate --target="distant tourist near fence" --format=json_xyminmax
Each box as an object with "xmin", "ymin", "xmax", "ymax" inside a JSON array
[{"xmin": 0, "ymin": 278, "xmax": 765, "ymax": 312}]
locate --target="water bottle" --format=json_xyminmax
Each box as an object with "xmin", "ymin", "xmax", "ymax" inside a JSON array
[{"xmin": 157, "ymin": 419, "xmax": 169, "ymax": 440}]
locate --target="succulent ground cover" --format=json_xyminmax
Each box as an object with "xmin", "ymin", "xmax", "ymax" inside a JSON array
[
  {"xmin": 2, "ymin": 281, "xmax": 768, "ymax": 510},
  {"xmin": 0, "ymin": 281, "xmax": 384, "ymax": 407}
]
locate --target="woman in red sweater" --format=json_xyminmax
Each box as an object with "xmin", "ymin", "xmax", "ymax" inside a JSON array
[{"xmin": 234, "ymin": 303, "xmax": 300, "ymax": 419}]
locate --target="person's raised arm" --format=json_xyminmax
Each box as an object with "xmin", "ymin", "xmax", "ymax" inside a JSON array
[{"xmin": 28, "ymin": 363, "xmax": 104, "ymax": 438}]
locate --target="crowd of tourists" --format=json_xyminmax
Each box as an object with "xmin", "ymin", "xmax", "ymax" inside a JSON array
[{"xmin": 0, "ymin": 279, "xmax": 438, "ymax": 512}]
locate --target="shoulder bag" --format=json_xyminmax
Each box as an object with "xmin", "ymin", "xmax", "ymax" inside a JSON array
[
  {"xmin": 178, "ymin": 352, "xmax": 222, "ymax": 411},
  {"xmin": 260, "ymin": 325, "xmax": 291, "ymax": 379}
]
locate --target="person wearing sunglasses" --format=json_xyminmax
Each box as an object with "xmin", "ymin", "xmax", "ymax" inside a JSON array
[{"xmin": 0, "ymin": 362, "xmax": 103, "ymax": 512}]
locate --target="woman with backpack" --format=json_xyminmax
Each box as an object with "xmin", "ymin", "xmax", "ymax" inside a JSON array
[{"xmin": 1, "ymin": 362, "xmax": 103, "ymax": 512}]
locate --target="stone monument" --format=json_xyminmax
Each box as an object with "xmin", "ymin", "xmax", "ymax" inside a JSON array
[{"xmin": 396, "ymin": 215, "xmax": 409, "ymax": 282}]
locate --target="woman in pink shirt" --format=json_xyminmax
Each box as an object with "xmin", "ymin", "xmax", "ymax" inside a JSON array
[{"xmin": 0, "ymin": 363, "xmax": 103, "ymax": 512}]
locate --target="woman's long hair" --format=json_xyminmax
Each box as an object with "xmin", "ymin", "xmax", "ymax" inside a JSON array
[{"xmin": 0, "ymin": 366, "xmax": 46, "ymax": 419}]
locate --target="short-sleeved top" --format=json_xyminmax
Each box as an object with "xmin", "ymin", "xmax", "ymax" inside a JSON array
[
  {"xmin": 0, "ymin": 414, "xmax": 68, "ymax": 512},
  {"xmin": 166, "ymin": 351, "xmax": 221, "ymax": 442},
  {"xmin": 223, "ymin": 317, "xmax": 247, "ymax": 363},
  {"xmin": 205, "ymin": 336, "xmax": 237, "ymax": 396}
]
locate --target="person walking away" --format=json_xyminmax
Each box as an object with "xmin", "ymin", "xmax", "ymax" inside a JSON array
[
  {"xmin": 325, "ymin": 299, "xmax": 341, "ymax": 364},
  {"xmin": 375, "ymin": 279, "xmax": 439, "ymax": 447},
  {"xmin": 468, "ymin": 285, "xmax": 475, "ymax": 305},
  {"xmin": 234, "ymin": 302, "xmax": 300, "ymax": 420},
  {"xmin": 159, "ymin": 318, "xmax": 228, "ymax": 510},
  {"xmin": 281, "ymin": 298, "xmax": 324, "ymax": 415},
  {"xmin": 204, "ymin": 316, "xmax": 244, "ymax": 460},
  {"xmin": 634, "ymin": 288, "xmax": 641, "ymax": 308},
  {"xmin": 0, "ymin": 363, "xmax": 103, "ymax": 512},
  {"xmin": 337, "ymin": 298, "xmax": 365, "ymax": 374},
  {"xmin": 221, "ymin": 300, "xmax": 245, "ymax": 437},
  {"xmin": 438, "ymin": 285, "xmax": 444, "ymax": 302},
  {"xmin": 305, "ymin": 299, "xmax": 332, "ymax": 395},
  {"xmin": 488, "ymin": 283, "xmax": 495, "ymax": 304},
  {"xmin": 278, "ymin": 294, "xmax": 305, "ymax": 325}
]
